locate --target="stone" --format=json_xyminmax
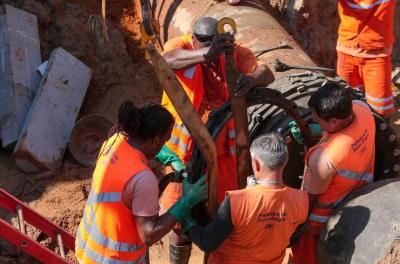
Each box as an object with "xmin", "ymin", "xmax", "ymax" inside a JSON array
[
  {"xmin": 13, "ymin": 47, "xmax": 92, "ymax": 173},
  {"xmin": 0, "ymin": 5, "xmax": 42, "ymax": 147}
]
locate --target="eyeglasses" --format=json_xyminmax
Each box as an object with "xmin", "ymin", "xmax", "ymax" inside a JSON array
[{"xmin": 194, "ymin": 33, "xmax": 214, "ymax": 43}]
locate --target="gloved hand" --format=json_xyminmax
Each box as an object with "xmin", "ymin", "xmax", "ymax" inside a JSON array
[
  {"xmin": 155, "ymin": 145, "xmax": 185, "ymax": 171},
  {"xmin": 203, "ymin": 33, "xmax": 235, "ymax": 63},
  {"xmin": 233, "ymin": 73, "xmax": 256, "ymax": 96},
  {"xmin": 289, "ymin": 121, "xmax": 322, "ymax": 144},
  {"xmin": 181, "ymin": 217, "xmax": 198, "ymax": 234},
  {"xmin": 168, "ymin": 174, "xmax": 208, "ymax": 223}
]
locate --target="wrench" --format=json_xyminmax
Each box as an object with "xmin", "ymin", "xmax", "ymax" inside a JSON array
[
  {"xmin": 272, "ymin": 59, "xmax": 335, "ymax": 73},
  {"xmin": 254, "ymin": 42, "xmax": 292, "ymax": 58}
]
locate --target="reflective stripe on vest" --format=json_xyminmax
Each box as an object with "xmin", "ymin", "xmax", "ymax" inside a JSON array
[
  {"xmin": 345, "ymin": 0, "xmax": 392, "ymax": 9},
  {"xmin": 79, "ymin": 191, "xmax": 145, "ymax": 253},
  {"xmin": 338, "ymin": 169, "xmax": 373, "ymax": 183},
  {"xmin": 308, "ymin": 213, "xmax": 329, "ymax": 223},
  {"xmin": 76, "ymin": 231, "xmax": 145, "ymax": 264}
]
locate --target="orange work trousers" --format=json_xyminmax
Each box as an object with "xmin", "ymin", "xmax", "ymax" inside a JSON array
[
  {"xmin": 336, "ymin": 51, "xmax": 394, "ymax": 116},
  {"xmin": 290, "ymin": 224, "xmax": 323, "ymax": 264}
]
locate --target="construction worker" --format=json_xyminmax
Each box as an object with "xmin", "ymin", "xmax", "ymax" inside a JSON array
[
  {"xmin": 75, "ymin": 101, "xmax": 207, "ymax": 264},
  {"xmin": 155, "ymin": 16, "xmax": 274, "ymax": 262},
  {"xmin": 336, "ymin": 0, "xmax": 395, "ymax": 117},
  {"xmin": 181, "ymin": 133, "xmax": 308, "ymax": 263},
  {"xmin": 291, "ymin": 82, "xmax": 376, "ymax": 264}
]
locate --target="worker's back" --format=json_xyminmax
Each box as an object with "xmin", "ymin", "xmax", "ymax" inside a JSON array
[{"xmin": 208, "ymin": 185, "xmax": 308, "ymax": 264}]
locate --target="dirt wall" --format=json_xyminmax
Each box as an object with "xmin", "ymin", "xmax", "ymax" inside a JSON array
[{"xmin": 262, "ymin": 0, "xmax": 400, "ymax": 68}]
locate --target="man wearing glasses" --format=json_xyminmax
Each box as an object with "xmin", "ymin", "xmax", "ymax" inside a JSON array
[{"xmin": 156, "ymin": 16, "xmax": 273, "ymax": 263}]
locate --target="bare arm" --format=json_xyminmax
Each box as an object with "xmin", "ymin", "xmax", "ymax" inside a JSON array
[
  {"xmin": 135, "ymin": 213, "xmax": 178, "ymax": 247},
  {"xmin": 247, "ymin": 64, "xmax": 275, "ymax": 87},
  {"xmin": 163, "ymin": 48, "xmax": 209, "ymax": 69}
]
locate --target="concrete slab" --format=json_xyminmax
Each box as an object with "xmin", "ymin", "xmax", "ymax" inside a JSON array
[
  {"xmin": 0, "ymin": 5, "xmax": 42, "ymax": 147},
  {"xmin": 13, "ymin": 47, "xmax": 92, "ymax": 173}
]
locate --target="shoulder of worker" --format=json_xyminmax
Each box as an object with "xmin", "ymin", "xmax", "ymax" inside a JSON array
[
  {"xmin": 352, "ymin": 100, "xmax": 373, "ymax": 115},
  {"xmin": 163, "ymin": 35, "xmax": 193, "ymax": 53}
]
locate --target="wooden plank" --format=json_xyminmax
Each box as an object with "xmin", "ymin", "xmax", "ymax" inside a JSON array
[{"xmin": 224, "ymin": 51, "xmax": 251, "ymax": 189}]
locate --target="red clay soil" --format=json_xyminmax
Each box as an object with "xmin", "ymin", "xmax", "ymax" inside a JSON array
[
  {"xmin": 0, "ymin": 1, "xmax": 399, "ymax": 264},
  {"xmin": 0, "ymin": 0, "xmax": 198, "ymax": 263}
]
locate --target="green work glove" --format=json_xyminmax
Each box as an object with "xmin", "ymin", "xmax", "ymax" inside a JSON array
[
  {"xmin": 168, "ymin": 175, "xmax": 208, "ymax": 223},
  {"xmin": 181, "ymin": 217, "xmax": 198, "ymax": 234},
  {"xmin": 155, "ymin": 145, "xmax": 185, "ymax": 171},
  {"xmin": 289, "ymin": 121, "xmax": 322, "ymax": 144}
]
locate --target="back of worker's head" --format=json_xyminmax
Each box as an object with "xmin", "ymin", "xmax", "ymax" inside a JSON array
[
  {"xmin": 308, "ymin": 81, "xmax": 352, "ymax": 121},
  {"xmin": 118, "ymin": 100, "xmax": 173, "ymax": 142},
  {"xmin": 250, "ymin": 133, "xmax": 288, "ymax": 175}
]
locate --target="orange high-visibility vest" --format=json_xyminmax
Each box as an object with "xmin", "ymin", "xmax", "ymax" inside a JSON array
[
  {"xmin": 338, "ymin": 0, "xmax": 395, "ymax": 50},
  {"xmin": 209, "ymin": 185, "xmax": 308, "ymax": 264},
  {"xmin": 162, "ymin": 35, "xmax": 236, "ymax": 163},
  {"xmin": 75, "ymin": 133, "xmax": 147, "ymax": 264},
  {"xmin": 307, "ymin": 101, "xmax": 375, "ymax": 228}
]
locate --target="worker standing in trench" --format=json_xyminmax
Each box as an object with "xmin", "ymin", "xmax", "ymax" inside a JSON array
[
  {"xmin": 154, "ymin": 16, "xmax": 274, "ymax": 263},
  {"xmin": 75, "ymin": 101, "xmax": 207, "ymax": 264},
  {"xmin": 335, "ymin": 0, "xmax": 396, "ymax": 118},
  {"xmin": 180, "ymin": 133, "xmax": 309, "ymax": 263},
  {"xmin": 291, "ymin": 82, "xmax": 376, "ymax": 264}
]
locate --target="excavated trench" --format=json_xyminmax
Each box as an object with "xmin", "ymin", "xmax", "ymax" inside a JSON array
[{"xmin": 0, "ymin": 0, "xmax": 399, "ymax": 263}]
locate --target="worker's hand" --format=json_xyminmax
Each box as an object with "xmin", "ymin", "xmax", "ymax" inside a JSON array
[
  {"xmin": 182, "ymin": 174, "xmax": 208, "ymax": 206},
  {"xmin": 289, "ymin": 121, "xmax": 322, "ymax": 144},
  {"xmin": 155, "ymin": 145, "xmax": 186, "ymax": 172},
  {"xmin": 181, "ymin": 217, "xmax": 198, "ymax": 234},
  {"xmin": 233, "ymin": 73, "xmax": 256, "ymax": 96},
  {"xmin": 168, "ymin": 175, "xmax": 208, "ymax": 223},
  {"xmin": 204, "ymin": 33, "xmax": 235, "ymax": 63}
]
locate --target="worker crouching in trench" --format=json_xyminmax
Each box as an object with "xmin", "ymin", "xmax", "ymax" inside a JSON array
[
  {"xmin": 75, "ymin": 101, "xmax": 207, "ymax": 264},
  {"xmin": 154, "ymin": 16, "xmax": 274, "ymax": 263}
]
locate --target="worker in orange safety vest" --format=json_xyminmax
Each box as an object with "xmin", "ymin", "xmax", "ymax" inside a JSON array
[
  {"xmin": 75, "ymin": 101, "xmax": 207, "ymax": 264},
  {"xmin": 336, "ymin": 0, "xmax": 396, "ymax": 117},
  {"xmin": 154, "ymin": 16, "xmax": 274, "ymax": 263},
  {"xmin": 291, "ymin": 82, "xmax": 376, "ymax": 264},
  {"xmin": 181, "ymin": 133, "xmax": 309, "ymax": 264}
]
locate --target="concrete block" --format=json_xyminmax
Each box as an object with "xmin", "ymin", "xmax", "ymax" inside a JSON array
[
  {"xmin": 0, "ymin": 5, "xmax": 42, "ymax": 147},
  {"xmin": 13, "ymin": 47, "xmax": 92, "ymax": 173}
]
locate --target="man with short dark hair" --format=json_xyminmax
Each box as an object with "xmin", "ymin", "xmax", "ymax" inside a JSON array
[
  {"xmin": 181, "ymin": 133, "xmax": 308, "ymax": 264},
  {"xmin": 155, "ymin": 16, "xmax": 274, "ymax": 263},
  {"xmin": 291, "ymin": 82, "xmax": 376, "ymax": 264}
]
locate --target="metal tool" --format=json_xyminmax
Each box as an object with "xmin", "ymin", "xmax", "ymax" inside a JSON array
[
  {"xmin": 272, "ymin": 59, "xmax": 335, "ymax": 73},
  {"xmin": 139, "ymin": 0, "xmax": 162, "ymax": 48},
  {"xmin": 254, "ymin": 42, "xmax": 292, "ymax": 58}
]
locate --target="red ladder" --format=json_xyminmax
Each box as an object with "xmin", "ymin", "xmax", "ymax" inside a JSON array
[{"xmin": 0, "ymin": 188, "xmax": 75, "ymax": 263}]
